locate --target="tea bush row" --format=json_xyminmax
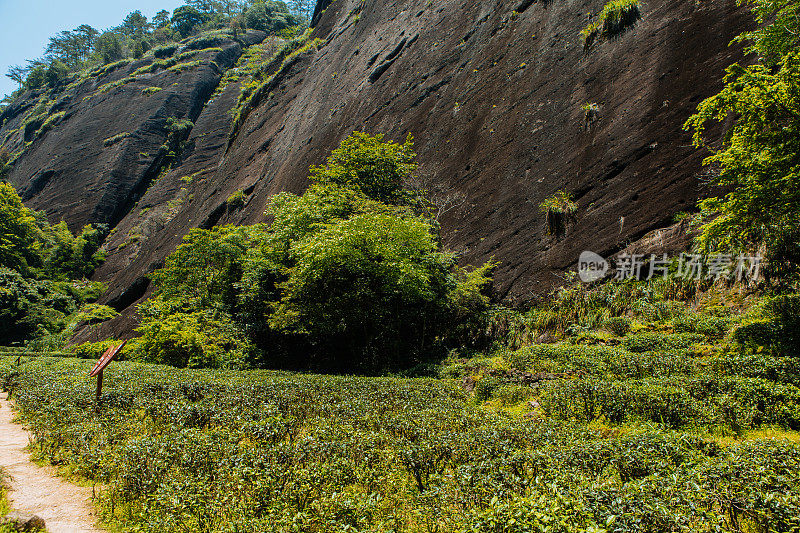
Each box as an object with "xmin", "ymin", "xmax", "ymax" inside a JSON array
[{"xmin": 2, "ymin": 357, "xmax": 799, "ymax": 532}]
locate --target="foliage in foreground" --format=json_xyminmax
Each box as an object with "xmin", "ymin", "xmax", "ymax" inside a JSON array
[{"xmin": 1, "ymin": 351, "xmax": 799, "ymax": 533}]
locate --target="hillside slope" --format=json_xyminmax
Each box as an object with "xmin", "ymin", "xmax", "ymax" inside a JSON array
[{"xmin": 0, "ymin": 0, "xmax": 750, "ymax": 339}]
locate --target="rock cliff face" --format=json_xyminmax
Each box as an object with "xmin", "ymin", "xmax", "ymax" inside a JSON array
[{"xmin": 0, "ymin": 0, "xmax": 751, "ymax": 338}]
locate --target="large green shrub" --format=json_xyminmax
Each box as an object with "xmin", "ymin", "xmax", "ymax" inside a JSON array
[
  {"xmin": 309, "ymin": 132, "xmax": 418, "ymax": 205},
  {"xmin": 132, "ymin": 307, "xmax": 249, "ymax": 369},
  {"xmin": 139, "ymin": 133, "xmax": 492, "ymax": 372},
  {"xmin": 0, "ymin": 183, "xmax": 41, "ymax": 273}
]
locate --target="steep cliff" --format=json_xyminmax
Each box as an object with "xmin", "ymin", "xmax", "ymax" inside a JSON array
[{"xmin": 0, "ymin": 0, "xmax": 751, "ymax": 339}]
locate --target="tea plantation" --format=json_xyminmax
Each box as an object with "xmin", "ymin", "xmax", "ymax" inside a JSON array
[{"xmin": 2, "ymin": 287, "xmax": 800, "ymax": 533}]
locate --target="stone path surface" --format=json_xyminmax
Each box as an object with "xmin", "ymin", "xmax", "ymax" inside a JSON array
[{"xmin": 0, "ymin": 392, "xmax": 104, "ymax": 532}]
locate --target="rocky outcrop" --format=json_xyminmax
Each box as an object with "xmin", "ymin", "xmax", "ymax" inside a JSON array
[{"xmin": 1, "ymin": 0, "xmax": 751, "ymax": 339}]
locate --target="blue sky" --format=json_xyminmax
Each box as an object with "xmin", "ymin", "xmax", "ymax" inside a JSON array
[{"xmin": 0, "ymin": 0, "xmax": 185, "ymax": 99}]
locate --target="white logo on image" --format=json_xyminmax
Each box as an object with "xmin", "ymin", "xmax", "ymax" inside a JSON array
[{"xmin": 578, "ymin": 251, "xmax": 608, "ymax": 283}]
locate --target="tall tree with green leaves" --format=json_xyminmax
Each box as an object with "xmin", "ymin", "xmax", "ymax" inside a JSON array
[
  {"xmin": 172, "ymin": 5, "xmax": 209, "ymax": 37},
  {"xmin": 120, "ymin": 11, "xmax": 150, "ymax": 39},
  {"xmin": 685, "ymin": 0, "xmax": 800, "ymax": 280},
  {"xmin": 138, "ymin": 133, "xmax": 492, "ymax": 372},
  {"xmin": 0, "ymin": 183, "xmax": 41, "ymax": 273}
]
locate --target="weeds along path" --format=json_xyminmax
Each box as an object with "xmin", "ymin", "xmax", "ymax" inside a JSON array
[{"xmin": 0, "ymin": 392, "xmax": 105, "ymax": 532}]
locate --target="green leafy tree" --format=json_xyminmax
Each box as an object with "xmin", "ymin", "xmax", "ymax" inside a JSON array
[
  {"xmin": 120, "ymin": 11, "xmax": 150, "ymax": 39},
  {"xmin": 171, "ymin": 5, "xmax": 208, "ymax": 37},
  {"xmin": 6, "ymin": 65, "xmax": 27, "ymax": 88},
  {"xmin": 244, "ymin": 0, "xmax": 300, "ymax": 33},
  {"xmin": 685, "ymin": 0, "xmax": 800, "ymax": 280},
  {"xmin": 149, "ymin": 224, "xmax": 259, "ymax": 312},
  {"xmin": 93, "ymin": 31, "xmax": 125, "ymax": 64},
  {"xmin": 44, "ymin": 26, "xmax": 98, "ymax": 69},
  {"xmin": 44, "ymin": 60, "xmax": 71, "ymax": 88},
  {"xmin": 141, "ymin": 132, "xmax": 491, "ymax": 372},
  {"xmin": 0, "ymin": 268, "xmax": 74, "ymax": 344},
  {"xmin": 270, "ymin": 212, "xmax": 478, "ymax": 372},
  {"xmin": 41, "ymin": 221, "xmax": 107, "ymax": 280},
  {"xmin": 0, "ymin": 182, "xmax": 41, "ymax": 273},
  {"xmin": 153, "ymin": 10, "xmax": 172, "ymax": 29},
  {"xmin": 0, "ymin": 183, "xmax": 107, "ymax": 340},
  {"xmin": 286, "ymin": 0, "xmax": 314, "ymax": 20},
  {"xmin": 309, "ymin": 131, "xmax": 418, "ymax": 204},
  {"xmin": 24, "ymin": 63, "xmax": 47, "ymax": 89},
  {"xmin": 186, "ymin": 0, "xmax": 223, "ymax": 14}
]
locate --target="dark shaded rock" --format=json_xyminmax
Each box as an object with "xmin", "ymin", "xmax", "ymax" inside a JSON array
[{"xmin": 1, "ymin": 512, "xmax": 46, "ymax": 532}]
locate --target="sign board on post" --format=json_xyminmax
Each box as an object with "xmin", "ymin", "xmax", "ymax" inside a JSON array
[{"xmin": 89, "ymin": 340, "xmax": 126, "ymax": 412}]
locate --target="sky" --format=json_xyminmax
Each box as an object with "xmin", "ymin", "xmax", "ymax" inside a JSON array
[{"xmin": 0, "ymin": 0, "xmax": 185, "ymax": 99}]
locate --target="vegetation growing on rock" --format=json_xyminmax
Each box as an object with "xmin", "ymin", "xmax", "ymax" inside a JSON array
[
  {"xmin": 581, "ymin": 0, "xmax": 642, "ymax": 51},
  {"xmin": 2, "ymin": 1, "xmax": 312, "ymax": 103},
  {"xmin": 539, "ymin": 190, "xmax": 578, "ymax": 237}
]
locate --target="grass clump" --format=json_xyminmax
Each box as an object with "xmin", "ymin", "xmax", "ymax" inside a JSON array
[
  {"xmin": 142, "ymin": 86, "xmax": 162, "ymax": 95},
  {"xmin": 226, "ymin": 189, "xmax": 246, "ymax": 210},
  {"xmin": 581, "ymin": 101, "xmax": 600, "ymax": 129},
  {"xmin": 582, "ymin": 0, "xmax": 642, "ymax": 51},
  {"xmin": 30, "ymin": 111, "xmax": 66, "ymax": 139},
  {"xmin": 103, "ymin": 132, "xmax": 131, "ymax": 147},
  {"xmin": 230, "ymin": 30, "xmax": 324, "ymax": 140},
  {"xmin": 539, "ymin": 190, "xmax": 577, "ymax": 237}
]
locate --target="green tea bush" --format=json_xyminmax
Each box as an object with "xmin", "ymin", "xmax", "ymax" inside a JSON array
[
  {"xmin": 631, "ymin": 299, "xmax": 686, "ymax": 322},
  {"xmin": 673, "ymin": 312, "xmax": 730, "ymax": 338},
  {"xmin": 712, "ymin": 352, "xmax": 800, "ymax": 385},
  {"xmin": 505, "ymin": 344, "xmax": 624, "ymax": 374},
  {"xmin": 623, "ymin": 332, "xmax": 705, "ymax": 353},
  {"xmin": 608, "ymin": 350, "xmax": 694, "ymax": 379},
  {"xmin": 1, "ymin": 356, "xmax": 800, "ymax": 533},
  {"xmin": 603, "ymin": 316, "xmax": 631, "ymax": 336},
  {"xmin": 71, "ymin": 338, "xmax": 124, "ymax": 360},
  {"xmin": 493, "ymin": 383, "xmax": 535, "ymax": 406},
  {"xmin": 474, "ymin": 374, "xmax": 504, "ymax": 402}
]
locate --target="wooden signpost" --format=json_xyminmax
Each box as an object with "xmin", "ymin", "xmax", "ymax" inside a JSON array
[{"xmin": 89, "ymin": 340, "xmax": 126, "ymax": 412}]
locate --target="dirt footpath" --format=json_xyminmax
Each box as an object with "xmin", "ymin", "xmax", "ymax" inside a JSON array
[{"xmin": 0, "ymin": 392, "xmax": 104, "ymax": 532}]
